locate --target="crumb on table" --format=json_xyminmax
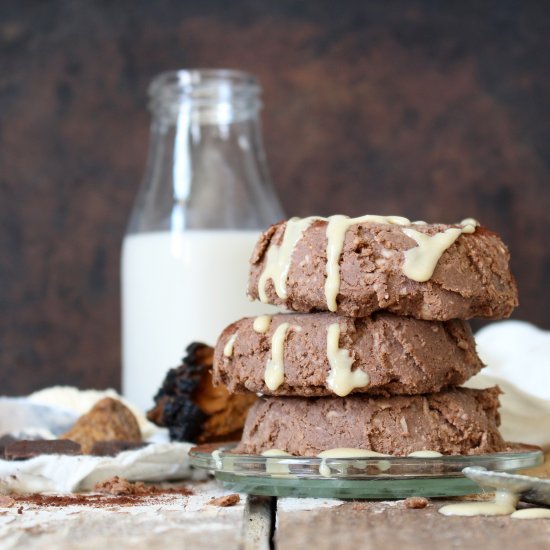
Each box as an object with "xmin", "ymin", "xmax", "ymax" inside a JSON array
[
  {"xmin": 404, "ymin": 497, "xmax": 429, "ymax": 509},
  {"xmin": 94, "ymin": 476, "xmax": 149, "ymax": 496},
  {"xmin": 0, "ymin": 496, "xmax": 15, "ymax": 508},
  {"xmin": 207, "ymin": 494, "xmax": 241, "ymax": 507}
]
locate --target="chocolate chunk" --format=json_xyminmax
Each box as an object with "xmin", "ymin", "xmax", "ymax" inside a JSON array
[
  {"xmin": 0, "ymin": 435, "xmax": 17, "ymax": 459},
  {"xmin": 89, "ymin": 441, "xmax": 149, "ymax": 456},
  {"xmin": 4, "ymin": 439, "xmax": 82, "ymax": 460}
]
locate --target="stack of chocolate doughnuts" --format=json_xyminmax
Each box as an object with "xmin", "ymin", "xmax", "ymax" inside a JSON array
[{"xmin": 213, "ymin": 215, "xmax": 518, "ymax": 456}]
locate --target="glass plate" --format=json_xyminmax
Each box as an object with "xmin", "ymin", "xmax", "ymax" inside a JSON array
[{"xmin": 189, "ymin": 443, "xmax": 543, "ymax": 499}]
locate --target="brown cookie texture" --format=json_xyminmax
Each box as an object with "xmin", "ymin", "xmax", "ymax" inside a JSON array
[
  {"xmin": 214, "ymin": 312, "xmax": 484, "ymax": 397},
  {"xmin": 236, "ymin": 387, "xmax": 506, "ymax": 456},
  {"xmin": 247, "ymin": 219, "xmax": 518, "ymax": 321},
  {"xmin": 62, "ymin": 397, "xmax": 141, "ymax": 454}
]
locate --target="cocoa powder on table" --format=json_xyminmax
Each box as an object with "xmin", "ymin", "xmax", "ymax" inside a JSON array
[{"xmin": 8, "ymin": 477, "xmax": 194, "ymax": 508}]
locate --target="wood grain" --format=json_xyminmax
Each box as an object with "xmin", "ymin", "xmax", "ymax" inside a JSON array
[
  {"xmin": 276, "ymin": 497, "xmax": 550, "ymax": 549},
  {"xmin": 0, "ymin": 480, "xmax": 264, "ymax": 550},
  {"xmin": 1, "ymin": 478, "xmax": 549, "ymax": 548}
]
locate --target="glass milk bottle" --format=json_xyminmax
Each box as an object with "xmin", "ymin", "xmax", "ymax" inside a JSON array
[{"xmin": 122, "ymin": 69, "xmax": 284, "ymax": 410}]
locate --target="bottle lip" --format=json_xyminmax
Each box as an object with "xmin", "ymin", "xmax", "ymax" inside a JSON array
[{"xmin": 149, "ymin": 68, "xmax": 261, "ymax": 105}]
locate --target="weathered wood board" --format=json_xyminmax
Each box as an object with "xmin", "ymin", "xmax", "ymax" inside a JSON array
[
  {"xmin": 0, "ymin": 480, "xmax": 269, "ymax": 550},
  {"xmin": 1, "ymin": 453, "xmax": 549, "ymax": 549},
  {"xmin": 276, "ymin": 496, "xmax": 550, "ymax": 550}
]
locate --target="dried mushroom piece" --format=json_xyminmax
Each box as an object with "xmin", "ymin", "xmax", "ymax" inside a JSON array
[
  {"xmin": 62, "ymin": 397, "xmax": 142, "ymax": 453},
  {"xmin": 147, "ymin": 342, "xmax": 256, "ymax": 443}
]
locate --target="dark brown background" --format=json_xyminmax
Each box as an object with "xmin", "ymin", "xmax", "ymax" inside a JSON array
[{"xmin": 1, "ymin": 1, "xmax": 549, "ymax": 394}]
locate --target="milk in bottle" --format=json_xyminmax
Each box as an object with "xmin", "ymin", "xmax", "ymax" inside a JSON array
[{"xmin": 122, "ymin": 70, "xmax": 283, "ymax": 410}]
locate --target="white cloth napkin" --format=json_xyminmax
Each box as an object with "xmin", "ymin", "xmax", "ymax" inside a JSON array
[
  {"xmin": 0, "ymin": 388, "xmax": 192, "ymax": 493},
  {"xmin": 467, "ymin": 320, "xmax": 550, "ymax": 449},
  {"xmin": 0, "ymin": 442, "xmax": 192, "ymax": 493}
]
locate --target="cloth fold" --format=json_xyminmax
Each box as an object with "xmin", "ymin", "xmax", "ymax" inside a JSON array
[
  {"xmin": 0, "ymin": 388, "xmax": 190, "ymax": 494},
  {"xmin": 0, "ymin": 442, "xmax": 192, "ymax": 493},
  {"xmin": 467, "ymin": 320, "xmax": 550, "ymax": 449}
]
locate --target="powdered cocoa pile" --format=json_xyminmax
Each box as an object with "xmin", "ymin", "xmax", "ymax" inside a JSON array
[{"xmin": 6, "ymin": 477, "xmax": 193, "ymax": 508}]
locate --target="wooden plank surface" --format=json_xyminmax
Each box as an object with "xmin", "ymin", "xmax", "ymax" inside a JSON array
[
  {"xmin": 0, "ymin": 480, "xmax": 269, "ymax": 550},
  {"xmin": 1, "ymin": 455, "xmax": 549, "ymax": 549},
  {"xmin": 242, "ymin": 496, "xmax": 273, "ymax": 550},
  {"xmin": 275, "ymin": 497, "xmax": 550, "ymax": 550}
]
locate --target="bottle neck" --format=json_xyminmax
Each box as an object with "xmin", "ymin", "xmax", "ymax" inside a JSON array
[
  {"xmin": 148, "ymin": 69, "xmax": 262, "ymax": 127},
  {"xmin": 127, "ymin": 70, "xmax": 284, "ymax": 234},
  {"xmin": 150, "ymin": 110, "xmax": 267, "ymax": 204}
]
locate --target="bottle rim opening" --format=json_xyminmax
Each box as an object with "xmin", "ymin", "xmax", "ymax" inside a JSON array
[{"xmin": 148, "ymin": 68, "xmax": 261, "ymax": 105}]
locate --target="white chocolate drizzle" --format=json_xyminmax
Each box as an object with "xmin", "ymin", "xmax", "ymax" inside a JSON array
[
  {"xmin": 317, "ymin": 448, "xmax": 390, "ymax": 478},
  {"xmin": 257, "ymin": 214, "xmax": 479, "ymax": 309},
  {"xmin": 264, "ymin": 323, "xmax": 301, "ymax": 391},
  {"xmin": 253, "ymin": 315, "xmax": 272, "ymax": 333},
  {"xmin": 407, "ymin": 450, "xmax": 443, "ymax": 458},
  {"xmin": 258, "ymin": 217, "xmax": 320, "ymax": 302},
  {"xmin": 326, "ymin": 323, "xmax": 369, "ymax": 396},
  {"xmin": 211, "ymin": 449, "xmax": 223, "ymax": 469},
  {"xmin": 261, "ymin": 449, "xmax": 293, "ymax": 457},
  {"xmin": 318, "ymin": 448, "xmax": 390, "ymax": 458},
  {"xmin": 262, "ymin": 450, "xmax": 293, "ymax": 476},
  {"xmin": 460, "ymin": 218, "xmax": 479, "ymax": 232},
  {"xmin": 223, "ymin": 332, "xmax": 238, "ymax": 357},
  {"xmin": 251, "ymin": 447, "xmax": 446, "ymax": 478},
  {"xmin": 439, "ymin": 490, "xmax": 519, "ymax": 517},
  {"xmin": 324, "ymin": 214, "xmax": 410, "ymax": 311},
  {"xmin": 262, "ymin": 448, "xmax": 443, "ymax": 459},
  {"xmin": 511, "ymin": 508, "xmax": 550, "ymax": 519},
  {"xmin": 402, "ymin": 218, "xmax": 479, "ymax": 282}
]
